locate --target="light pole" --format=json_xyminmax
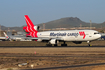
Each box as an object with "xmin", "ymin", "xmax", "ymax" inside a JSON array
[{"xmin": 90, "ymin": 20, "xmax": 92, "ymax": 29}]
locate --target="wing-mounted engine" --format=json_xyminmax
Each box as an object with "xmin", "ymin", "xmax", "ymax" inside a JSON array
[
  {"xmin": 72, "ymin": 41, "xmax": 82, "ymax": 44},
  {"xmin": 49, "ymin": 39, "xmax": 59, "ymax": 44}
]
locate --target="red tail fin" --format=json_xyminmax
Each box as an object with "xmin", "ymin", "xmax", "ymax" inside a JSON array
[
  {"xmin": 24, "ymin": 15, "xmax": 34, "ymax": 27},
  {"xmin": 24, "ymin": 15, "xmax": 38, "ymax": 38}
]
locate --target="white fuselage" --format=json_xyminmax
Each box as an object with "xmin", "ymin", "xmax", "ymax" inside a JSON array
[{"xmin": 37, "ymin": 30, "xmax": 101, "ymax": 41}]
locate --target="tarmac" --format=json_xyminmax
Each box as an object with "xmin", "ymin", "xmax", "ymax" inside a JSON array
[
  {"xmin": 0, "ymin": 46, "xmax": 105, "ymax": 48},
  {"xmin": 1, "ymin": 46, "xmax": 105, "ymax": 70},
  {"xmin": 20, "ymin": 63, "xmax": 105, "ymax": 70}
]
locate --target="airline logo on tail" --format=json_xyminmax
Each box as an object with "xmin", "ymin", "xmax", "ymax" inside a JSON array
[
  {"xmin": 24, "ymin": 15, "xmax": 34, "ymax": 27},
  {"xmin": 23, "ymin": 15, "xmax": 38, "ymax": 37},
  {"xmin": 3, "ymin": 32, "xmax": 9, "ymax": 39}
]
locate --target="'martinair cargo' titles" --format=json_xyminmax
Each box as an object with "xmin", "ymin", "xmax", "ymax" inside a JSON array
[{"xmin": 50, "ymin": 32, "xmax": 79, "ymax": 36}]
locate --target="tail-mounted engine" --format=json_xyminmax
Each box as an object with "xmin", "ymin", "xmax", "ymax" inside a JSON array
[
  {"xmin": 23, "ymin": 26, "xmax": 40, "ymax": 32},
  {"xmin": 34, "ymin": 26, "xmax": 40, "ymax": 31}
]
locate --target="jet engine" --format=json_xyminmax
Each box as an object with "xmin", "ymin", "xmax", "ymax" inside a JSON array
[
  {"xmin": 23, "ymin": 26, "xmax": 40, "ymax": 32},
  {"xmin": 34, "ymin": 26, "xmax": 40, "ymax": 31},
  {"xmin": 49, "ymin": 39, "xmax": 59, "ymax": 44}
]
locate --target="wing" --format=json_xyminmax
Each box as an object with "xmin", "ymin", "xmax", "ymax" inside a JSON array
[{"xmin": 26, "ymin": 37, "xmax": 64, "ymax": 40}]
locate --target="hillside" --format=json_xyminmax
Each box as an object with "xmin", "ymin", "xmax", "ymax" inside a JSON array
[
  {"xmin": 38, "ymin": 17, "xmax": 99, "ymax": 29},
  {"xmin": 1, "ymin": 17, "xmax": 105, "ymax": 31},
  {"xmin": 0, "ymin": 25, "xmax": 23, "ymax": 31}
]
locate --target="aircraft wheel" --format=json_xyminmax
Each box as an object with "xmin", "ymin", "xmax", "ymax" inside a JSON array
[
  {"xmin": 61, "ymin": 44, "xmax": 67, "ymax": 46},
  {"xmin": 54, "ymin": 44, "xmax": 58, "ymax": 46},
  {"xmin": 46, "ymin": 44, "xmax": 52, "ymax": 46},
  {"xmin": 65, "ymin": 44, "xmax": 67, "ymax": 46},
  {"xmin": 88, "ymin": 44, "xmax": 91, "ymax": 46}
]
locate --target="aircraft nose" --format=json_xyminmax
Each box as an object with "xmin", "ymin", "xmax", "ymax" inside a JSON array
[{"xmin": 98, "ymin": 34, "xmax": 101, "ymax": 38}]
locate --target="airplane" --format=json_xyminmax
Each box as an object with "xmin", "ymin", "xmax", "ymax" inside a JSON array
[
  {"xmin": 3, "ymin": 32, "xmax": 30, "ymax": 41},
  {"xmin": 0, "ymin": 36, "xmax": 9, "ymax": 41},
  {"xmin": 23, "ymin": 15, "xmax": 101, "ymax": 46},
  {"xmin": 0, "ymin": 32, "xmax": 9, "ymax": 41},
  {"xmin": 98, "ymin": 33, "xmax": 105, "ymax": 40}
]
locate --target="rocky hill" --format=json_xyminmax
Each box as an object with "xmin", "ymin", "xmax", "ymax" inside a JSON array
[
  {"xmin": 1, "ymin": 17, "xmax": 105, "ymax": 31},
  {"xmin": 38, "ymin": 17, "xmax": 101, "ymax": 29}
]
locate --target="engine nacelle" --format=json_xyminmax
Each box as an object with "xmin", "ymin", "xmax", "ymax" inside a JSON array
[
  {"xmin": 34, "ymin": 26, "xmax": 40, "ymax": 31},
  {"xmin": 23, "ymin": 26, "xmax": 40, "ymax": 32},
  {"xmin": 49, "ymin": 39, "xmax": 59, "ymax": 44}
]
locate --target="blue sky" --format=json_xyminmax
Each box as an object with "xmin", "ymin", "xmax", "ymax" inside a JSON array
[{"xmin": 0, "ymin": 0, "xmax": 105, "ymax": 27}]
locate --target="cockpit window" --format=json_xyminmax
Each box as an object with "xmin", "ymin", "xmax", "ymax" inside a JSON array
[{"xmin": 94, "ymin": 32, "xmax": 99, "ymax": 34}]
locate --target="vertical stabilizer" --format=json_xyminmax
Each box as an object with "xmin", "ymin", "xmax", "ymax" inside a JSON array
[
  {"xmin": 3, "ymin": 32, "xmax": 9, "ymax": 39},
  {"xmin": 24, "ymin": 15, "xmax": 38, "ymax": 38},
  {"xmin": 24, "ymin": 15, "xmax": 34, "ymax": 27}
]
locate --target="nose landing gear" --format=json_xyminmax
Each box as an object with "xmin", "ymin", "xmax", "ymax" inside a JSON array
[{"xmin": 87, "ymin": 41, "xmax": 91, "ymax": 46}]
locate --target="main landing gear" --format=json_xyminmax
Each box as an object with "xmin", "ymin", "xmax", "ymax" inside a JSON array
[
  {"xmin": 46, "ymin": 41, "xmax": 67, "ymax": 47},
  {"xmin": 46, "ymin": 44, "xmax": 58, "ymax": 46},
  {"xmin": 54, "ymin": 44, "xmax": 58, "ymax": 46},
  {"xmin": 46, "ymin": 44, "xmax": 52, "ymax": 46},
  {"xmin": 61, "ymin": 41, "xmax": 67, "ymax": 46}
]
